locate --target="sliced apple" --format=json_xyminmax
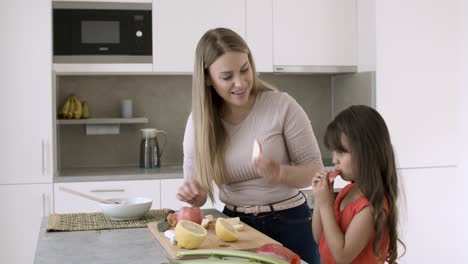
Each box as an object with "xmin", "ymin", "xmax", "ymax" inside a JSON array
[
  {"xmin": 201, "ymin": 218, "xmax": 210, "ymax": 229},
  {"xmin": 232, "ymin": 223, "xmax": 245, "ymax": 231},
  {"xmin": 252, "ymin": 139, "xmax": 261, "ymax": 161},
  {"xmin": 225, "ymin": 217, "xmax": 240, "ymax": 225}
]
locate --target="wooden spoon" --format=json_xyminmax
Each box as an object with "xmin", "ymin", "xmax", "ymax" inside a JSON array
[{"xmin": 59, "ymin": 186, "xmax": 120, "ymax": 204}]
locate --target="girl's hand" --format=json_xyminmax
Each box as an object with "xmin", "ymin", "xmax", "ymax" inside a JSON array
[
  {"xmin": 313, "ymin": 173, "xmax": 335, "ymax": 206},
  {"xmin": 252, "ymin": 153, "xmax": 282, "ymax": 184},
  {"xmin": 312, "ymin": 171, "xmax": 327, "ymax": 190},
  {"xmin": 176, "ymin": 180, "xmax": 208, "ymax": 207}
]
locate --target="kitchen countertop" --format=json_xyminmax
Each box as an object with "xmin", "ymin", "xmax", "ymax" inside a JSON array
[{"xmin": 34, "ymin": 209, "xmax": 309, "ymax": 264}]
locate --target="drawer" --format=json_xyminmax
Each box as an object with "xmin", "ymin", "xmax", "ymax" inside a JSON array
[{"xmin": 54, "ymin": 180, "xmax": 161, "ymax": 213}]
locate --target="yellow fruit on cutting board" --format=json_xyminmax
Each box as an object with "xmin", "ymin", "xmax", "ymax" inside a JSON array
[
  {"xmin": 174, "ymin": 220, "xmax": 207, "ymax": 249},
  {"xmin": 215, "ymin": 218, "xmax": 239, "ymax": 242}
]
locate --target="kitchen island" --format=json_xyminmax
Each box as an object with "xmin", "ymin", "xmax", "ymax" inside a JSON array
[{"xmin": 34, "ymin": 209, "xmax": 308, "ymax": 264}]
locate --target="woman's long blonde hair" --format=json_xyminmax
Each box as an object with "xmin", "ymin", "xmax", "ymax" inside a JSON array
[{"xmin": 192, "ymin": 28, "xmax": 274, "ymax": 201}]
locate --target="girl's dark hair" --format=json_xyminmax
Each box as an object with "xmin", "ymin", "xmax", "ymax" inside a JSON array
[{"xmin": 324, "ymin": 105, "xmax": 405, "ymax": 263}]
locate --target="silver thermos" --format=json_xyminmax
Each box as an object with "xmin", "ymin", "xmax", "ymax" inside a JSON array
[{"xmin": 139, "ymin": 128, "xmax": 167, "ymax": 168}]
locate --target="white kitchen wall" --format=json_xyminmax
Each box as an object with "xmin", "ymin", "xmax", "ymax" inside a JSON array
[{"xmin": 456, "ymin": 0, "xmax": 468, "ymax": 260}]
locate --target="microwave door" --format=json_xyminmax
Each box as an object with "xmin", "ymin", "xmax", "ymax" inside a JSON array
[{"xmin": 71, "ymin": 9, "xmax": 130, "ymax": 55}]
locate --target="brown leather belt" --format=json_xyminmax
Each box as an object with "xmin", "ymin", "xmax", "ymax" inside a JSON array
[{"xmin": 224, "ymin": 192, "xmax": 306, "ymax": 215}]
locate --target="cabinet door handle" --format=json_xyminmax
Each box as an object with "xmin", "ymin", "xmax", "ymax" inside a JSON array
[
  {"xmin": 41, "ymin": 139, "xmax": 49, "ymax": 176},
  {"xmin": 90, "ymin": 189, "xmax": 125, "ymax": 193},
  {"xmin": 41, "ymin": 140, "xmax": 45, "ymax": 176},
  {"xmin": 42, "ymin": 193, "xmax": 46, "ymax": 217}
]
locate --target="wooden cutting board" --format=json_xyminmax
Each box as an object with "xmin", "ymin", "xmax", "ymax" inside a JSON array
[{"xmin": 148, "ymin": 219, "xmax": 281, "ymax": 259}]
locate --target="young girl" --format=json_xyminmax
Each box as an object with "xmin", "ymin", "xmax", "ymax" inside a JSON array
[{"xmin": 312, "ymin": 105, "xmax": 405, "ymax": 264}]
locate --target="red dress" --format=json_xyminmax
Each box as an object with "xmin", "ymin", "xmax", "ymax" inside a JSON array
[{"xmin": 319, "ymin": 184, "xmax": 389, "ymax": 264}]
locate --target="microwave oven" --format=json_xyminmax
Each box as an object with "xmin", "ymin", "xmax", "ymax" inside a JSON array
[{"xmin": 53, "ymin": 2, "xmax": 152, "ymax": 63}]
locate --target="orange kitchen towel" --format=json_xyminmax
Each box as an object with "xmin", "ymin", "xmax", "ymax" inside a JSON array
[{"xmin": 47, "ymin": 209, "xmax": 170, "ymax": 232}]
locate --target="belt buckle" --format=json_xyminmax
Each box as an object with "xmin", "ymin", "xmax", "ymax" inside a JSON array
[{"xmin": 245, "ymin": 205, "xmax": 260, "ymax": 215}]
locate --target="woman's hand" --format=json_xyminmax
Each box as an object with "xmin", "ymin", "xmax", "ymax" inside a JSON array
[
  {"xmin": 252, "ymin": 154, "xmax": 282, "ymax": 184},
  {"xmin": 313, "ymin": 172, "xmax": 335, "ymax": 206},
  {"xmin": 176, "ymin": 180, "xmax": 208, "ymax": 207}
]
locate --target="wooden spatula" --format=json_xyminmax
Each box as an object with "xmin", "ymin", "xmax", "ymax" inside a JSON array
[{"xmin": 59, "ymin": 186, "xmax": 119, "ymax": 204}]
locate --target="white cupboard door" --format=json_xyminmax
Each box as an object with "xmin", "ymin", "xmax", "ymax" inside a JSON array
[
  {"xmin": 246, "ymin": 0, "xmax": 273, "ymax": 72},
  {"xmin": 398, "ymin": 167, "xmax": 456, "ymax": 263},
  {"xmin": 273, "ymin": 0, "xmax": 357, "ymax": 67},
  {"xmin": 54, "ymin": 180, "xmax": 161, "ymax": 213},
  {"xmin": 0, "ymin": 0, "xmax": 52, "ymax": 184},
  {"xmin": 160, "ymin": 178, "xmax": 224, "ymax": 211},
  {"xmin": 375, "ymin": 1, "xmax": 457, "ymax": 168},
  {"xmin": 0, "ymin": 184, "xmax": 52, "ymax": 264},
  {"xmin": 153, "ymin": 0, "xmax": 246, "ymax": 73}
]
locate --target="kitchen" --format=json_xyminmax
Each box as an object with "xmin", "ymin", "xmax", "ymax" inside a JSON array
[{"xmin": 1, "ymin": 0, "xmax": 467, "ymax": 263}]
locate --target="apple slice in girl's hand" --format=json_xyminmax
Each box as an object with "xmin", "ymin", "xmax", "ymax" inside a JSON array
[
  {"xmin": 252, "ymin": 139, "xmax": 261, "ymax": 161},
  {"xmin": 327, "ymin": 170, "xmax": 340, "ymax": 182}
]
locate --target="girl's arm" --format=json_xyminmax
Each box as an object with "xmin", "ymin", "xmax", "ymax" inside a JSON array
[
  {"xmin": 311, "ymin": 171, "xmax": 327, "ymax": 243},
  {"xmin": 311, "ymin": 199, "xmax": 323, "ymax": 244},
  {"xmin": 320, "ymin": 204, "xmax": 374, "ymax": 263},
  {"xmin": 316, "ymin": 176, "xmax": 374, "ymax": 263}
]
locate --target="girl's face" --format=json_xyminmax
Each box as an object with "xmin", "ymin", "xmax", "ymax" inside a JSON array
[
  {"xmin": 207, "ymin": 51, "xmax": 254, "ymax": 109},
  {"xmin": 332, "ymin": 134, "xmax": 354, "ymax": 182}
]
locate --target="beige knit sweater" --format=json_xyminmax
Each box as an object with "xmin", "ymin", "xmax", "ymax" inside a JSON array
[{"xmin": 183, "ymin": 91, "xmax": 322, "ymax": 206}]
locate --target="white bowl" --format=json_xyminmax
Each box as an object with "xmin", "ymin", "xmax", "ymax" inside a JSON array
[{"xmin": 99, "ymin": 197, "xmax": 152, "ymax": 221}]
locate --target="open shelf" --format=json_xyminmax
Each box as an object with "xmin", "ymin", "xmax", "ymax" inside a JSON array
[{"xmin": 57, "ymin": 117, "xmax": 148, "ymax": 125}]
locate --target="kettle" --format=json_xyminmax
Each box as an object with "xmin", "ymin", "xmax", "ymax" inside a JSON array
[{"xmin": 139, "ymin": 128, "xmax": 167, "ymax": 168}]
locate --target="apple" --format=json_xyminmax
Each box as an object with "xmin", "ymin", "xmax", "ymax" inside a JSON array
[
  {"xmin": 327, "ymin": 170, "xmax": 340, "ymax": 182},
  {"xmin": 167, "ymin": 213, "xmax": 178, "ymax": 227},
  {"xmin": 177, "ymin": 207, "xmax": 203, "ymax": 225}
]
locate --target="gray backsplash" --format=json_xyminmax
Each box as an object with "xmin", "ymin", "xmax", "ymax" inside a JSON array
[{"xmin": 56, "ymin": 73, "xmax": 363, "ymax": 170}]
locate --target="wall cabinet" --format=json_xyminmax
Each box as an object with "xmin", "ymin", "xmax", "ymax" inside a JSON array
[
  {"xmin": 160, "ymin": 178, "xmax": 225, "ymax": 212},
  {"xmin": 246, "ymin": 0, "xmax": 273, "ymax": 72},
  {"xmin": 272, "ymin": 0, "xmax": 357, "ymax": 72},
  {"xmin": 54, "ymin": 180, "xmax": 161, "ymax": 213},
  {"xmin": 152, "ymin": 0, "xmax": 246, "ymax": 73},
  {"xmin": 0, "ymin": 184, "xmax": 52, "ymax": 264},
  {"xmin": 375, "ymin": 0, "xmax": 457, "ymax": 168},
  {"xmin": 1, "ymin": 0, "xmax": 53, "ymax": 184}
]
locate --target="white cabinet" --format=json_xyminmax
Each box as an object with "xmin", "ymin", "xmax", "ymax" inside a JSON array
[
  {"xmin": 1, "ymin": 0, "xmax": 52, "ymax": 184},
  {"xmin": 397, "ymin": 167, "xmax": 456, "ymax": 263},
  {"xmin": 54, "ymin": 180, "xmax": 161, "ymax": 213},
  {"xmin": 375, "ymin": 0, "xmax": 457, "ymax": 168},
  {"xmin": 0, "ymin": 184, "xmax": 52, "ymax": 264},
  {"xmin": 246, "ymin": 0, "xmax": 273, "ymax": 72},
  {"xmin": 272, "ymin": 0, "xmax": 357, "ymax": 72},
  {"xmin": 160, "ymin": 178, "xmax": 225, "ymax": 211},
  {"xmin": 153, "ymin": 0, "xmax": 246, "ymax": 73}
]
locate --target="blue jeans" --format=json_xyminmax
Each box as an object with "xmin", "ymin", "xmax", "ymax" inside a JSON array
[{"xmin": 223, "ymin": 202, "xmax": 320, "ymax": 264}]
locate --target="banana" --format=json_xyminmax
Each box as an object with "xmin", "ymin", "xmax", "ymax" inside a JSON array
[
  {"xmin": 66, "ymin": 96, "xmax": 75, "ymax": 119},
  {"xmin": 60, "ymin": 97, "xmax": 71, "ymax": 119},
  {"xmin": 81, "ymin": 101, "xmax": 90, "ymax": 119},
  {"xmin": 72, "ymin": 96, "xmax": 82, "ymax": 119}
]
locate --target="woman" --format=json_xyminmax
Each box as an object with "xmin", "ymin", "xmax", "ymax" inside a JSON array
[{"xmin": 177, "ymin": 27, "xmax": 323, "ymax": 263}]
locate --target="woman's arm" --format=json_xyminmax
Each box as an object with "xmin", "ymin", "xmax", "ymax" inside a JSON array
[
  {"xmin": 279, "ymin": 160, "xmax": 323, "ymax": 188},
  {"xmin": 178, "ymin": 114, "xmax": 208, "ymax": 207},
  {"xmin": 253, "ymin": 158, "xmax": 323, "ymax": 188}
]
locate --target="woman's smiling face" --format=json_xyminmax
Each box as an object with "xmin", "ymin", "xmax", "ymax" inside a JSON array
[{"xmin": 207, "ymin": 51, "xmax": 253, "ymax": 108}]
